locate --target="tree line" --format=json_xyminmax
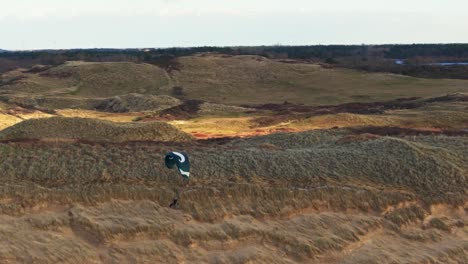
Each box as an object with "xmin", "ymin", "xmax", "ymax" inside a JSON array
[{"xmin": 1, "ymin": 44, "xmax": 468, "ymax": 79}]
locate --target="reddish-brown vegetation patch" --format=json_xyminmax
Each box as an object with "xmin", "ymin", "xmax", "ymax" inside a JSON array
[
  {"xmin": 247, "ymin": 97, "xmax": 427, "ymax": 127},
  {"xmin": 249, "ymin": 97, "xmax": 426, "ymax": 116},
  {"xmin": 4, "ymin": 106, "xmax": 36, "ymax": 115},
  {"xmin": 351, "ymin": 126, "xmax": 468, "ymax": 136},
  {"xmin": 248, "ymin": 94, "xmax": 468, "ymax": 127},
  {"xmin": 0, "ymin": 75, "xmax": 26, "ymax": 88},
  {"xmin": 425, "ymin": 94, "xmax": 468, "ymax": 103},
  {"xmin": 22, "ymin": 65, "xmax": 55, "ymax": 74},
  {"xmin": 197, "ymin": 136, "xmax": 240, "ymax": 145},
  {"xmin": 191, "ymin": 132, "xmax": 210, "ymax": 139},
  {"xmin": 273, "ymin": 128, "xmax": 297, "ymax": 133}
]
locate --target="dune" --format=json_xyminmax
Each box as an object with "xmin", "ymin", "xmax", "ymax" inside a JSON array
[{"xmin": 0, "ymin": 117, "xmax": 193, "ymax": 143}]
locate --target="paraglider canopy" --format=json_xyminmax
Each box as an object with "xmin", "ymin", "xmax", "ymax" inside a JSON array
[{"xmin": 165, "ymin": 151, "xmax": 190, "ymax": 180}]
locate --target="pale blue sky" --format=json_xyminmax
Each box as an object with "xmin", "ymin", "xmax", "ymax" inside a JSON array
[{"xmin": 1, "ymin": 0, "xmax": 467, "ymax": 50}]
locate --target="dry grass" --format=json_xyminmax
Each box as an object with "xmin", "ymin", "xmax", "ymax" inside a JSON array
[
  {"xmin": 0, "ymin": 94, "xmax": 102, "ymax": 111},
  {"xmin": 0, "ymin": 128, "xmax": 465, "ymax": 262},
  {"xmin": 0, "ymin": 61, "xmax": 170, "ymax": 98},
  {"xmin": 0, "ymin": 117, "xmax": 193, "ymax": 143},
  {"xmin": 2, "ymin": 95, "xmax": 464, "ymax": 141},
  {"xmin": 0, "ymin": 129, "xmax": 464, "ymax": 205},
  {"xmin": 0, "ymin": 69, "xmax": 75, "ymax": 95},
  {"xmin": 168, "ymin": 100, "xmax": 468, "ymax": 139},
  {"xmin": 169, "ymin": 116, "xmax": 258, "ymax": 138},
  {"xmin": 172, "ymin": 54, "xmax": 468, "ymax": 105},
  {"xmin": 56, "ymin": 109, "xmax": 142, "ymax": 122},
  {"xmin": 2, "ymin": 198, "xmax": 464, "ymax": 263},
  {"xmin": 95, "ymin": 94, "xmax": 181, "ymax": 112},
  {"xmin": 2, "ymin": 56, "xmax": 468, "ymax": 107},
  {"xmin": 0, "ymin": 113, "xmax": 21, "ymax": 130},
  {"xmin": 198, "ymin": 102, "xmax": 254, "ymax": 115},
  {"xmin": 291, "ymin": 110, "xmax": 468, "ymax": 130}
]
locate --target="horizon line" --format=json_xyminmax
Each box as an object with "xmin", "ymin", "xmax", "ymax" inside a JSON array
[{"xmin": 3, "ymin": 42, "xmax": 468, "ymax": 52}]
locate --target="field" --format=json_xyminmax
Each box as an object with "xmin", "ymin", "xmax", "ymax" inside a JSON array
[{"xmin": 0, "ymin": 54, "xmax": 466, "ymax": 263}]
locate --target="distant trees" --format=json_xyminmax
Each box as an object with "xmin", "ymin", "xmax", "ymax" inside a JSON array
[{"xmin": 2, "ymin": 44, "xmax": 468, "ymax": 78}]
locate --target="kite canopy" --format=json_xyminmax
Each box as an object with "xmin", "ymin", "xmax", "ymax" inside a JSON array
[{"xmin": 165, "ymin": 151, "xmax": 190, "ymax": 180}]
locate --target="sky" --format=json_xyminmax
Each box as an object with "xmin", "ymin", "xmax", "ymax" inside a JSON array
[{"xmin": 0, "ymin": 0, "xmax": 467, "ymax": 50}]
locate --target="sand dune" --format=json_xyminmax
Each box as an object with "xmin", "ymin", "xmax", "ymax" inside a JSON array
[{"xmin": 0, "ymin": 129, "xmax": 465, "ymax": 263}]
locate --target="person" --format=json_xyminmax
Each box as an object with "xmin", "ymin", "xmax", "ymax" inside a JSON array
[
  {"xmin": 169, "ymin": 177, "xmax": 190, "ymax": 208},
  {"xmin": 169, "ymin": 198, "xmax": 178, "ymax": 208},
  {"xmin": 165, "ymin": 151, "xmax": 190, "ymax": 208}
]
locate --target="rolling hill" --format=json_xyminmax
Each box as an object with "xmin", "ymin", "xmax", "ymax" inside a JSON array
[
  {"xmin": 0, "ymin": 129, "xmax": 465, "ymax": 263},
  {"xmin": 1, "ymin": 54, "xmax": 468, "ymax": 107},
  {"xmin": 0, "ymin": 117, "xmax": 193, "ymax": 143},
  {"xmin": 0, "ymin": 52, "xmax": 466, "ymax": 263}
]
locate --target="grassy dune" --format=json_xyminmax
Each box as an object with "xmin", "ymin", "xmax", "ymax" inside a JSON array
[
  {"xmin": 0, "ymin": 69, "xmax": 75, "ymax": 95},
  {"xmin": 0, "ymin": 94, "xmax": 182, "ymax": 113},
  {"xmin": 0, "ymin": 62, "xmax": 170, "ymax": 97},
  {"xmin": 173, "ymin": 54, "xmax": 468, "ymax": 105},
  {"xmin": 96, "ymin": 94, "xmax": 181, "ymax": 112},
  {"xmin": 0, "ymin": 117, "xmax": 193, "ymax": 143},
  {"xmin": 1, "ymin": 55, "xmax": 468, "ymax": 107},
  {"xmin": 0, "ymin": 130, "xmax": 465, "ymax": 262},
  {"xmin": 293, "ymin": 109, "xmax": 468, "ymax": 130},
  {"xmin": 0, "ymin": 130, "xmax": 465, "ymax": 207}
]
